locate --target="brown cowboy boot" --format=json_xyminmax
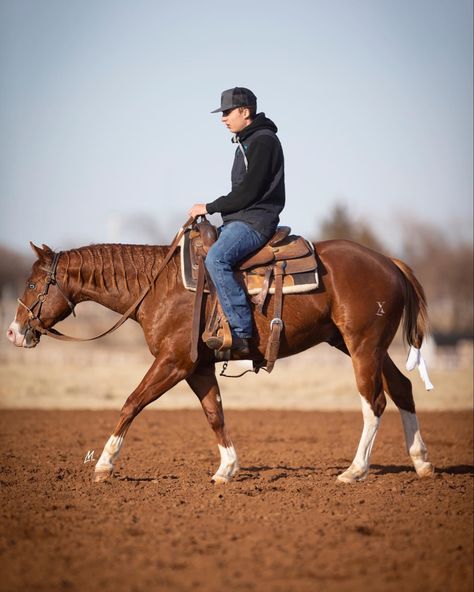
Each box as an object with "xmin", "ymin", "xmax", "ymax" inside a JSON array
[
  {"xmin": 205, "ymin": 334, "xmax": 250, "ymax": 356},
  {"xmin": 231, "ymin": 336, "xmax": 250, "ymax": 355}
]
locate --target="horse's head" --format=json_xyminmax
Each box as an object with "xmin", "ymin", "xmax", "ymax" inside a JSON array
[{"xmin": 6, "ymin": 243, "xmax": 76, "ymax": 348}]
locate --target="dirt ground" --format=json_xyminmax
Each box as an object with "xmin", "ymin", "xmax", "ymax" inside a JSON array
[{"xmin": 0, "ymin": 409, "xmax": 472, "ymax": 592}]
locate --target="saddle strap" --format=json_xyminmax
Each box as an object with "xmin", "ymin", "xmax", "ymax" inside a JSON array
[
  {"xmin": 264, "ymin": 262, "xmax": 285, "ymax": 373},
  {"xmin": 190, "ymin": 255, "xmax": 206, "ymax": 362},
  {"xmin": 216, "ymin": 303, "xmax": 233, "ymax": 351},
  {"xmin": 201, "ymin": 276, "xmax": 232, "ymax": 352},
  {"xmin": 202, "ymin": 270, "xmax": 219, "ymax": 343},
  {"xmin": 251, "ymin": 266, "xmax": 273, "ymax": 313}
]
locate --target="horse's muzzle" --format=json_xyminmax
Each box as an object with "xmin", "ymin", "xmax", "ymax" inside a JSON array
[{"xmin": 6, "ymin": 321, "xmax": 40, "ymax": 348}]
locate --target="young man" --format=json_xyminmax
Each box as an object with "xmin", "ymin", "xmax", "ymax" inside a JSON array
[{"xmin": 188, "ymin": 87, "xmax": 285, "ymax": 355}]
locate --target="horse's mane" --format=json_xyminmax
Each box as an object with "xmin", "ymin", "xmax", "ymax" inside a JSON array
[{"xmin": 61, "ymin": 243, "xmax": 176, "ymax": 294}]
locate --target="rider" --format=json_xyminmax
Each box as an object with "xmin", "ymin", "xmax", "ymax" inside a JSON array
[{"xmin": 188, "ymin": 87, "xmax": 285, "ymax": 355}]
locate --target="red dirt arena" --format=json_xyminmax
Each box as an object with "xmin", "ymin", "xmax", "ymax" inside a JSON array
[{"xmin": 0, "ymin": 408, "xmax": 472, "ymax": 592}]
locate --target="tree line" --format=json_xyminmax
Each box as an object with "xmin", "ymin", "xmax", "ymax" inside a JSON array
[
  {"xmin": 1, "ymin": 206, "xmax": 472, "ymax": 339},
  {"xmin": 316, "ymin": 203, "xmax": 473, "ymax": 340}
]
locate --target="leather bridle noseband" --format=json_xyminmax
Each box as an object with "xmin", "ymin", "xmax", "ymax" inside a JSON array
[{"xmin": 17, "ymin": 251, "xmax": 76, "ymax": 343}]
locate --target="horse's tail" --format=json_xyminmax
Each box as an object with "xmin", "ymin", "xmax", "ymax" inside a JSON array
[{"xmin": 390, "ymin": 258, "xmax": 429, "ymax": 349}]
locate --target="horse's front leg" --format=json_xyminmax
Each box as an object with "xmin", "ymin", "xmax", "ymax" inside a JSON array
[
  {"xmin": 94, "ymin": 355, "xmax": 190, "ymax": 482},
  {"xmin": 186, "ymin": 364, "xmax": 239, "ymax": 484}
]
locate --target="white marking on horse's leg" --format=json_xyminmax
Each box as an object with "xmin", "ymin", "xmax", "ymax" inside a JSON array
[
  {"xmin": 399, "ymin": 409, "xmax": 434, "ymax": 478},
  {"xmin": 338, "ymin": 396, "xmax": 380, "ymax": 483},
  {"xmin": 211, "ymin": 444, "xmax": 239, "ymax": 484},
  {"xmin": 94, "ymin": 434, "xmax": 124, "ymax": 481}
]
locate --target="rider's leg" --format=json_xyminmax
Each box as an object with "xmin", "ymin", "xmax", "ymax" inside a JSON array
[{"xmin": 205, "ymin": 221, "xmax": 267, "ymax": 341}]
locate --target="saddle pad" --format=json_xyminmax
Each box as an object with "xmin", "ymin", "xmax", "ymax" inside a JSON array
[
  {"xmin": 245, "ymin": 267, "xmax": 319, "ymax": 295},
  {"xmin": 179, "ymin": 229, "xmax": 319, "ymax": 294}
]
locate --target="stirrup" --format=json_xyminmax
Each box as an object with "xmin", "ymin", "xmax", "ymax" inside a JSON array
[
  {"xmin": 205, "ymin": 335, "xmax": 226, "ymax": 351},
  {"xmin": 203, "ymin": 319, "xmax": 232, "ymax": 352}
]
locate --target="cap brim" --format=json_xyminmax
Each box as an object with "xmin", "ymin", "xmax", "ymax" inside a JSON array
[{"xmin": 211, "ymin": 107, "xmax": 223, "ymax": 113}]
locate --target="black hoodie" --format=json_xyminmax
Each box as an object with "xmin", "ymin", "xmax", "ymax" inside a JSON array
[{"xmin": 206, "ymin": 113, "xmax": 285, "ymax": 239}]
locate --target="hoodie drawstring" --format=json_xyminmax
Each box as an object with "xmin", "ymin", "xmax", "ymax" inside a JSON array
[{"xmin": 233, "ymin": 133, "xmax": 248, "ymax": 172}]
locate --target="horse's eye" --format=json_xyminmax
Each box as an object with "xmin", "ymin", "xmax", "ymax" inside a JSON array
[{"xmin": 28, "ymin": 283, "xmax": 36, "ymax": 290}]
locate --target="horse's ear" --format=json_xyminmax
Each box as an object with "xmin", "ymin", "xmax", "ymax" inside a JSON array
[
  {"xmin": 30, "ymin": 241, "xmax": 52, "ymax": 259},
  {"xmin": 30, "ymin": 242, "xmax": 44, "ymax": 259},
  {"xmin": 29, "ymin": 242, "xmax": 54, "ymax": 260}
]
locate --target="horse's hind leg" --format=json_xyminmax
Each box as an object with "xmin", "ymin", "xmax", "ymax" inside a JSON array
[
  {"xmin": 94, "ymin": 355, "xmax": 190, "ymax": 482},
  {"xmin": 338, "ymin": 346, "xmax": 386, "ymax": 483},
  {"xmin": 186, "ymin": 364, "xmax": 239, "ymax": 484},
  {"xmin": 382, "ymin": 355, "xmax": 434, "ymax": 478}
]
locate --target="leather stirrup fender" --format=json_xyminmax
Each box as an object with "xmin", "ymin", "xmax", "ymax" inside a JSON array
[
  {"xmin": 190, "ymin": 255, "xmax": 206, "ymax": 362},
  {"xmin": 264, "ymin": 261, "xmax": 285, "ymax": 373}
]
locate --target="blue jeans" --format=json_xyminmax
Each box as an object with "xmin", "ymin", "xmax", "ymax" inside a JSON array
[{"xmin": 205, "ymin": 221, "xmax": 268, "ymax": 338}]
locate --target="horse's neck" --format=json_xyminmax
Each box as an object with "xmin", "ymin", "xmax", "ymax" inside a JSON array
[{"xmin": 63, "ymin": 244, "xmax": 172, "ymax": 314}]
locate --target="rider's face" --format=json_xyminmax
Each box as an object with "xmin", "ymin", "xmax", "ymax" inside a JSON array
[{"xmin": 221, "ymin": 107, "xmax": 251, "ymax": 133}]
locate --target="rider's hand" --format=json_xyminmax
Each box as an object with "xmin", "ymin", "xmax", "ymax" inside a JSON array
[{"xmin": 188, "ymin": 203, "xmax": 208, "ymax": 219}]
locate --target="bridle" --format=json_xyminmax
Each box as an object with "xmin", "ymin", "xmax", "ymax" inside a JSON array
[
  {"xmin": 15, "ymin": 217, "xmax": 194, "ymax": 344},
  {"xmin": 17, "ymin": 251, "xmax": 76, "ymax": 344}
]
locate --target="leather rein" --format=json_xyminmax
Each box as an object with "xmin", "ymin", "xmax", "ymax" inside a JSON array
[{"xmin": 17, "ymin": 217, "xmax": 193, "ymax": 344}]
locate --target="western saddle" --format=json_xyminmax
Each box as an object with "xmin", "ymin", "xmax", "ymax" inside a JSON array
[{"xmin": 185, "ymin": 218, "xmax": 318, "ymax": 373}]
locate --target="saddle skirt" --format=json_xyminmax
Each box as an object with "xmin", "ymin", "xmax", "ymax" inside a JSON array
[{"xmin": 179, "ymin": 225, "xmax": 319, "ymax": 296}]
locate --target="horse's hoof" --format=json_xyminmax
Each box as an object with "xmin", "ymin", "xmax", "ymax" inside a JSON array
[
  {"xmin": 337, "ymin": 466, "xmax": 367, "ymax": 484},
  {"xmin": 416, "ymin": 462, "xmax": 435, "ymax": 478},
  {"xmin": 211, "ymin": 474, "xmax": 229, "ymax": 485},
  {"xmin": 94, "ymin": 468, "xmax": 112, "ymax": 483}
]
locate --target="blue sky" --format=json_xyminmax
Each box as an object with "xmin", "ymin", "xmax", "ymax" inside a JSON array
[{"xmin": 1, "ymin": 0, "xmax": 472, "ymax": 253}]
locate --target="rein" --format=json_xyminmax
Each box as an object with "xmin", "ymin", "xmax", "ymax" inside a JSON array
[{"xmin": 18, "ymin": 217, "xmax": 194, "ymax": 343}]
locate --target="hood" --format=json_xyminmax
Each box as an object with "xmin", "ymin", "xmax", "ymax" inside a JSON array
[{"xmin": 235, "ymin": 113, "xmax": 278, "ymax": 142}]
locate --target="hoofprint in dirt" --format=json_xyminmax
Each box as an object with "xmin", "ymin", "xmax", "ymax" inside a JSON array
[{"xmin": 0, "ymin": 410, "xmax": 472, "ymax": 592}]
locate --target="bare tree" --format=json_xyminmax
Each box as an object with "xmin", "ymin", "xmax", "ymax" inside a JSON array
[
  {"xmin": 317, "ymin": 202, "xmax": 385, "ymax": 252},
  {"xmin": 315, "ymin": 205, "xmax": 473, "ymax": 337},
  {"xmin": 402, "ymin": 222, "xmax": 473, "ymax": 337},
  {"xmin": 0, "ymin": 245, "xmax": 32, "ymax": 295}
]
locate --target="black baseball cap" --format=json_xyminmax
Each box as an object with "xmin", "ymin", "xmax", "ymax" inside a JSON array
[{"xmin": 211, "ymin": 87, "xmax": 257, "ymax": 113}]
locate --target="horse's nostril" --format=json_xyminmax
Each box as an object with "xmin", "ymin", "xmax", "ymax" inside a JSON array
[{"xmin": 6, "ymin": 328, "xmax": 15, "ymax": 342}]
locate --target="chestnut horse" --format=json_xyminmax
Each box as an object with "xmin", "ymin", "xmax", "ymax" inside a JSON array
[{"xmin": 7, "ymin": 238, "xmax": 434, "ymax": 484}]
